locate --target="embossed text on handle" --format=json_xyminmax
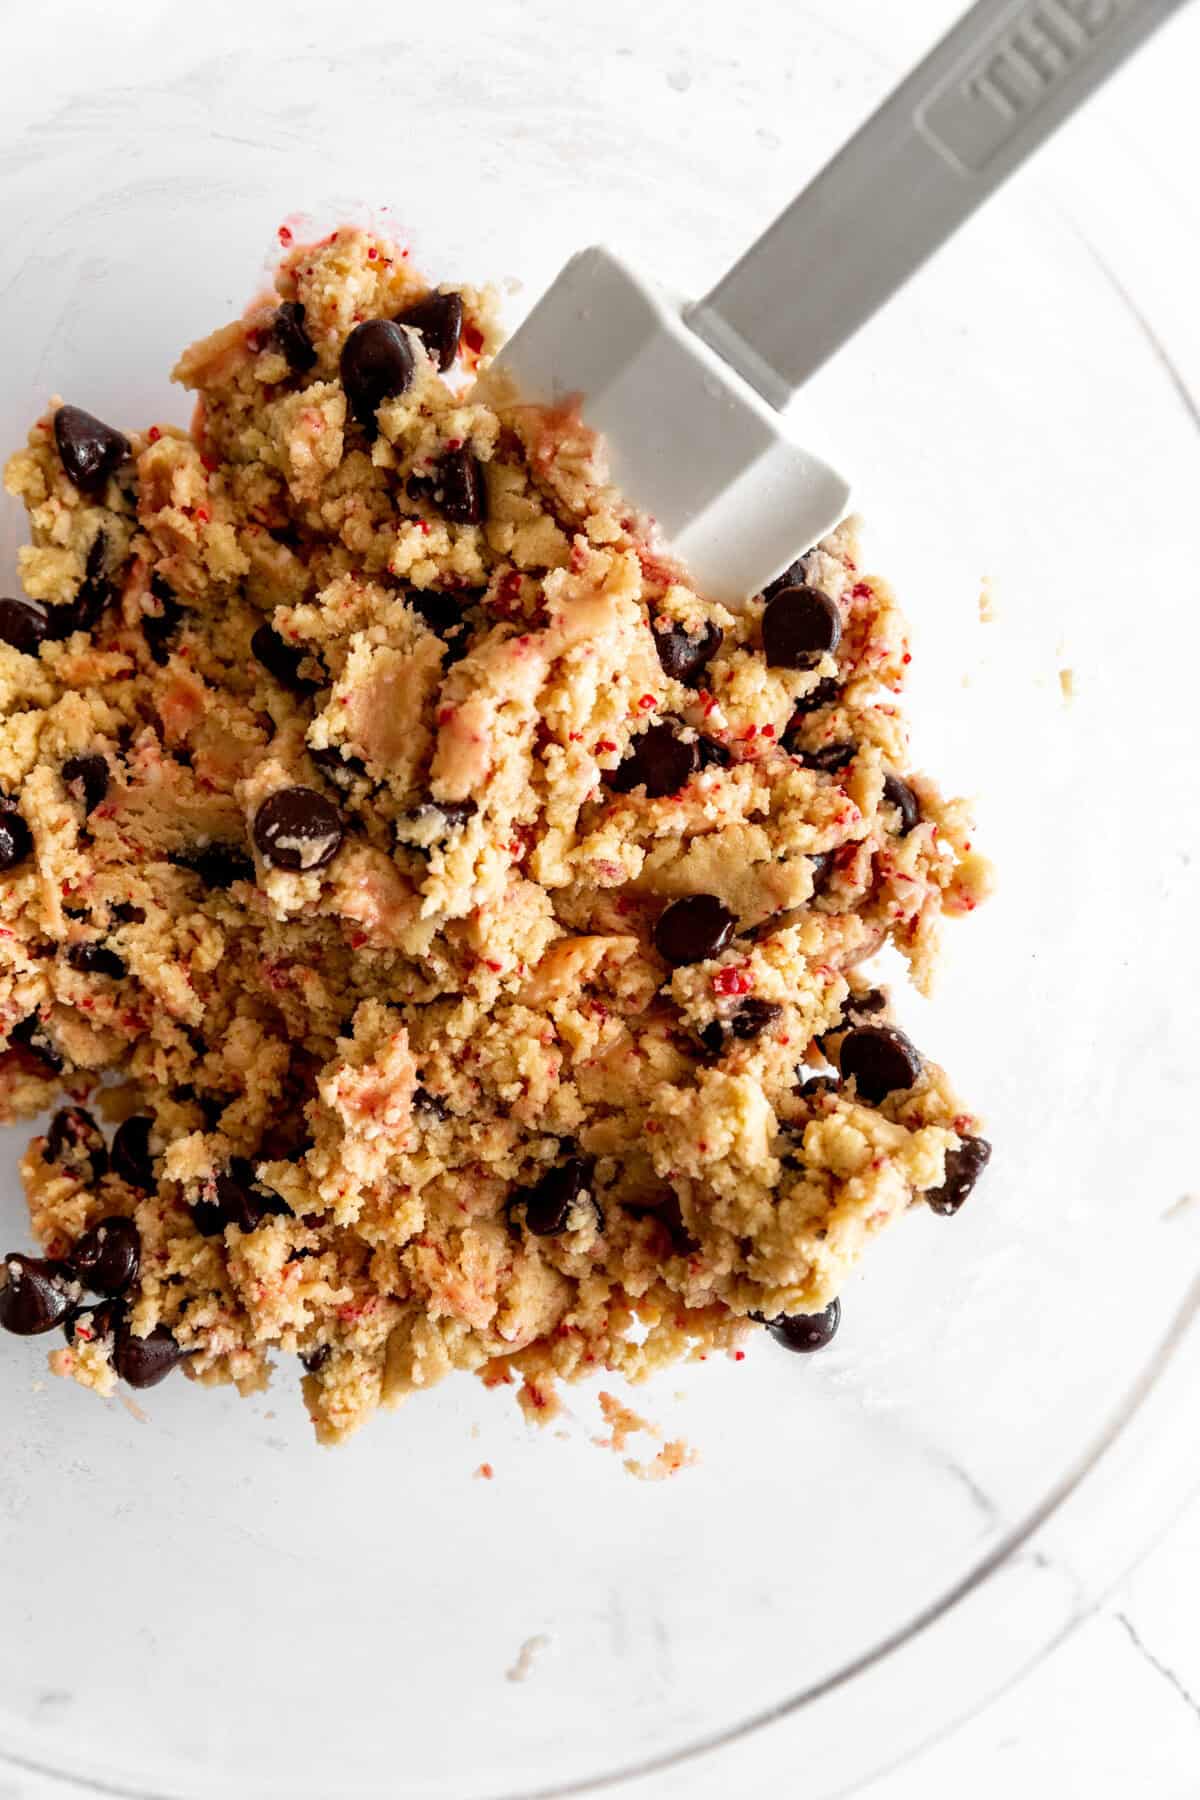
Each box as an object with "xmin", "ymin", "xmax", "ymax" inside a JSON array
[{"xmin": 920, "ymin": 0, "xmax": 1137, "ymax": 172}]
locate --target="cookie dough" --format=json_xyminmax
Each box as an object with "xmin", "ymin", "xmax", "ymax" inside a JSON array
[{"xmin": 0, "ymin": 227, "xmax": 992, "ymax": 1442}]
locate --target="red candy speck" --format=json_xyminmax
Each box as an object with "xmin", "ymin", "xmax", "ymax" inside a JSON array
[
  {"xmin": 713, "ymin": 966, "xmax": 753, "ymax": 997},
  {"xmin": 278, "ymin": 225, "xmax": 293, "ymax": 246},
  {"xmin": 463, "ymin": 323, "xmax": 484, "ymax": 354},
  {"xmin": 147, "ymin": 426, "xmax": 161, "ymax": 443}
]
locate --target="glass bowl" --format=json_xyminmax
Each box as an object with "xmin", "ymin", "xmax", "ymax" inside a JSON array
[{"xmin": 2, "ymin": 3, "xmax": 1198, "ymax": 1795}]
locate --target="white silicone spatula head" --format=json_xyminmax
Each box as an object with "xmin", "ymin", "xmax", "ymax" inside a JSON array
[
  {"xmin": 497, "ymin": 247, "xmax": 850, "ymax": 607},
  {"xmin": 498, "ymin": 0, "xmax": 1187, "ymax": 608}
]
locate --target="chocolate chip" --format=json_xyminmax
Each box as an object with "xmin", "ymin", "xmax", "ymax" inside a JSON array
[
  {"xmin": 143, "ymin": 574, "xmax": 183, "ymax": 664},
  {"xmin": 407, "ymin": 448, "xmax": 486, "ymax": 525},
  {"xmin": 44, "ymin": 535, "xmax": 114, "ymax": 642},
  {"xmin": 339, "ymin": 318, "xmax": 416, "ymax": 434},
  {"xmin": 301, "ymin": 1343, "xmax": 332, "ymax": 1374},
  {"xmin": 763, "ymin": 555, "xmax": 813, "ymax": 600},
  {"xmin": 515, "ymin": 1157, "xmax": 598, "ymax": 1236},
  {"xmin": 9, "ymin": 1013, "xmax": 63, "ymax": 1073},
  {"xmin": 839, "ymin": 1024, "xmax": 922, "ymax": 1104},
  {"xmin": 783, "ymin": 678, "xmax": 842, "ymax": 740},
  {"xmin": 195, "ymin": 1094, "xmax": 232, "ymax": 1136},
  {"xmin": 653, "ymin": 617, "xmax": 723, "ymax": 684},
  {"xmin": 797, "ymin": 742, "xmax": 856, "ymax": 774},
  {"xmin": 253, "ymin": 787, "xmax": 344, "ymax": 872},
  {"xmin": 413, "ymin": 1086, "xmax": 450, "ymax": 1120},
  {"xmin": 65, "ymin": 942, "xmax": 126, "ymax": 979},
  {"xmin": 844, "ymin": 987, "xmax": 887, "ymax": 1024},
  {"xmin": 270, "ymin": 301, "xmax": 318, "ymax": 375},
  {"xmin": 53, "ymin": 405, "xmax": 130, "ymax": 493},
  {"xmin": 251, "ymin": 622, "xmax": 320, "ymax": 694},
  {"xmin": 397, "ymin": 798, "xmax": 477, "ymax": 849},
  {"xmin": 169, "ymin": 840, "xmax": 255, "ymax": 889},
  {"xmin": 0, "ymin": 802, "xmax": 33, "ymax": 872},
  {"xmin": 111, "ymin": 1116, "xmax": 156, "ymax": 1192},
  {"xmin": 698, "ymin": 1020, "xmax": 726, "ymax": 1055},
  {"xmin": 257, "ymin": 1113, "xmax": 314, "ymax": 1162},
  {"xmin": 428, "ymin": 799, "xmax": 476, "ymax": 830},
  {"xmin": 190, "ymin": 1199, "xmax": 226, "ymax": 1238},
  {"xmin": 696, "ymin": 737, "xmax": 731, "ymax": 770},
  {"xmin": 0, "ymin": 1253, "xmax": 79, "ymax": 1335},
  {"xmin": 653, "ymin": 894, "xmax": 735, "ymax": 966},
  {"xmin": 927, "ymin": 1136, "xmax": 992, "ymax": 1216},
  {"xmin": 762, "ymin": 584, "xmax": 841, "ymax": 670},
  {"xmin": 45, "ymin": 1106, "xmax": 108, "ymax": 1182},
  {"xmin": 730, "ymin": 998, "xmax": 783, "ymax": 1041},
  {"xmin": 62, "ymin": 1295, "xmax": 121, "ymax": 1347},
  {"xmin": 143, "ymin": 603, "xmax": 182, "ymax": 664},
  {"xmin": 0, "ymin": 597, "xmax": 49, "ymax": 656},
  {"xmin": 761, "ymin": 1298, "xmax": 840, "ymax": 1353},
  {"xmin": 797, "ymin": 1074, "xmax": 841, "ymax": 1100},
  {"xmin": 609, "ymin": 723, "xmax": 699, "ymax": 800},
  {"xmin": 881, "ymin": 771, "xmax": 920, "ymax": 836},
  {"xmin": 69, "ymin": 1216, "xmax": 141, "ymax": 1295},
  {"xmin": 406, "ymin": 587, "xmax": 467, "ymax": 639},
  {"xmin": 62, "ymin": 753, "xmax": 109, "ymax": 814},
  {"xmin": 623, "ymin": 1190, "xmax": 696, "ymax": 1254},
  {"xmin": 394, "ymin": 291, "xmax": 464, "ymax": 372},
  {"xmin": 209, "ymin": 1157, "xmax": 293, "ymax": 1234},
  {"xmin": 113, "ymin": 1320, "xmax": 182, "ymax": 1388},
  {"xmin": 816, "ymin": 986, "xmax": 885, "ymax": 1057},
  {"xmin": 308, "ymin": 744, "xmax": 369, "ymax": 791},
  {"xmin": 808, "ymin": 852, "xmax": 833, "ymax": 892}
]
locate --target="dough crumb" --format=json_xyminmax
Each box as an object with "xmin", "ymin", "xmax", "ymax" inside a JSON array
[
  {"xmin": 595, "ymin": 1388, "xmax": 660, "ymax": 1452},
  {"xmin": 1058, "ymin": 667, "xmax": 1076, "ymax": 701},
  {"xmin": 624, "ymin": 1439, "xmax": 700, "ymax": 1481},
  {"xmin": 0, "ymin": 223, "xmax": 992, "ymax": 1445},
  {"xmin": 506, "ymin": 1633, "xmax": 552, "ymax": 1683},
  {"xmin": 517, "ymin": 1378, "xmax": 563, "ymax": 1426},
  {"xmin": 977, "ymin": 579, "xmax": 996, "ymax": 623}
]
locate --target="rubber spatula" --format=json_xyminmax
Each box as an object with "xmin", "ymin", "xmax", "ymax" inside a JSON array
[{"xmin": 497, "ymin": 0, "xmax": 1188, "ymax": 606}]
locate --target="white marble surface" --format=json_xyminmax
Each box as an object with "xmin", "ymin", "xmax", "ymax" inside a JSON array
[
  {"xmin": 598, "ymin": 1493, "xmax": 1200, "ymax": 1797},
  {"xmin": 866, "ymin": 1496, "xmax": 1200, "ymax": 1798},
  {"xmin": 8, "ymin": 1503, "xmax": 1200, "ymax": 1800}
]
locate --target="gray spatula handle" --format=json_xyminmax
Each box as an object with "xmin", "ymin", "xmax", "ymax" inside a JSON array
[{"xmin": 688, "ymin": 0, "xmax": 1190, "ymax": 409}]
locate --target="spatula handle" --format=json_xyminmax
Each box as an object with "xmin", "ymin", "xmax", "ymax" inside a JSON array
[{"xmin": 687, "ymin": 0, "xmax": 1190, "ymax": 408}]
